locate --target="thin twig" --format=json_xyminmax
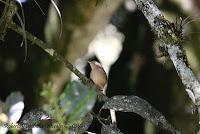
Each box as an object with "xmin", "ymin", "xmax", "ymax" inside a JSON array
[
  {"xmin": 134, "ymin": 0, "xmax": 200, "ymax": 120},
  {"xmin": 8, "ymin": 22, "xmax": 108, "ymax": 102}
]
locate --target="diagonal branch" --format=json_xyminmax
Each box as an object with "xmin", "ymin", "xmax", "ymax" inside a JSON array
[
  {"xmin": 8, "ymin": 22, "xmax": 108, "ymax": 102},
  {"xmin": 134, "ymin": 0, "xmax": 200, "ymax": 118}
]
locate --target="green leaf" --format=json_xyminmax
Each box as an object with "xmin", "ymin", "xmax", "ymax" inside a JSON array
[
  {"xmin": 102, "ymin": 95, "xmax": 181, "ymax": 134},
  {"xmin": 60, "ymin": 81, "xmax": 97, "ymax": 125}
]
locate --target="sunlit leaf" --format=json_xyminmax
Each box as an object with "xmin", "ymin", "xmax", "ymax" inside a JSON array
[
  {"xmin": 60, "ymin": 81, "xmax": 97, "ymax": 125},
  {"xmin": 0, "ymin": 92, "xmax": 24, "ymax": 134},
  {"xmin": 0, "ymin": 126, "xmax": 8, "ymax": 134},
  {"xmin": 69, "ymin": 113, "xmax": 93, "ymax": 134},
  {"xmin": 32, "ymin": 127, "xmax": 45, "ymax": 134},
  {"xmin": 6, "ymin": 92, "xmax": 24, "ymax": 107},
  {"xmin": 5, "ymin": 92, "xmax": 24, "ymax": 123},
  {"xmin": 101, "ymin": 124, "xmax": 124, "ymax": 134},
  {"xmin": 102, "ymin": 95, "xmax": 181, "ymax": 134}
]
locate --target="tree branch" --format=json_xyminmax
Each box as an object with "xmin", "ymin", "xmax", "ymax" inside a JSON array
[
  {"xmin": 8, "ymin": 22, "xmax": 108, "ymax": 102},
  {"xmin": 0, "ymin": 0, "xmax": 17, "ymax": 40},
  {"xmin": 134, "ymin": 0, "xmax": 200, "ymax": 118}
]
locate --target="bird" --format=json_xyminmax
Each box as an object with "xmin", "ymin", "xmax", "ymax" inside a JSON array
[{"xmin": 88, "ymin": 61, "xmax": 107, "ymax": 91}]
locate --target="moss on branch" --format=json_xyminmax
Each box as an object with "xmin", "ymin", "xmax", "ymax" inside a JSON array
[{"xmin": 0, "ymin": 0, "xmax": 17, "ymax": 40}]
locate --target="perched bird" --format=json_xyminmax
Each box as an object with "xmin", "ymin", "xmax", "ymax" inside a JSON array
[{"xmin": 88, "ymin": 61, "xmax": 107, "ymax": 91}]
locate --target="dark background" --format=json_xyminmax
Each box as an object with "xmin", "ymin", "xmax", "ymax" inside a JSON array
[{"xmin": 1, "ymin": 0, "xmax": 200, "ymax": 133}]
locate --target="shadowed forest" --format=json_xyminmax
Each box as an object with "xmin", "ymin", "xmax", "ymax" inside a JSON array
[{"xmin": 1, "ymin": 0, "xmax": 200, "ymax": 133}]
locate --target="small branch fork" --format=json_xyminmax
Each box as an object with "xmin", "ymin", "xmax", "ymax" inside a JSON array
[
  {"xmin": 4, "ymin": 0, "xmax": 199, "ymax": 129},
  {"xmin": 0, "ymin": 0, "xmax": 116, "ymax": 129},
  {"xmin": 0, "ymin": 0, "xmax": 111, "ymax": 127},
  {"xmin": 0, "ymin": 0, "xmax": 107, "ymax": 102},
  {"xmin": 8, "ymin": 22, "xmax": 108, "ymax": 102},
  {"xmin": 134, "ymin": 0, "xmax": 200, "ymax": 120}
]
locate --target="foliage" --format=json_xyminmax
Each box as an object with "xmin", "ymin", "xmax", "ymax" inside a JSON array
[
  {"xmin": 1, "ymin": 0, "xmax": 200, "ymax": 133},
  {"xmin": 40, "ymin": 81, "xmax": 97, "ymax": 133},
  {"xmin": 0, "ymin": 91, "xmax": 24, "ymax": 134}
]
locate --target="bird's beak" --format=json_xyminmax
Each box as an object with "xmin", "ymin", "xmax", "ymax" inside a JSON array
[
  {"xmin": 88, "ymin": 61, "xmax": 94, "ymax": 69},
  {"xmin": 88, "ymin": 61, "xmax": 92, "ymax": 65}
]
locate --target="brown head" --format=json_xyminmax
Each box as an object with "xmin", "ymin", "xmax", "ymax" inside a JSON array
[{"xmin": 88, "ymin": 61, "xmax": 107, "ymax": 91}]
